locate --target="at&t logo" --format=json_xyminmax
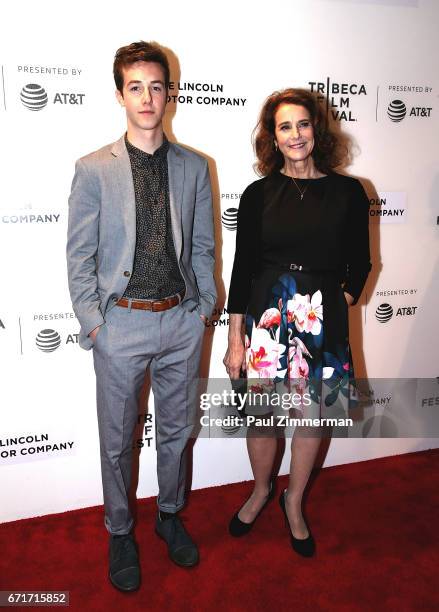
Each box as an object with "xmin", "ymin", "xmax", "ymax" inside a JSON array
[
  {"xmin": 387, "ymin": 99, "xmax": 432, "ymax": 122},
  {"xmin": 375, "ymin": 303, "xmax": 418, "ymax": 323},
  {"xmin": 36, "ymin": 329, "xmax": 61, "ymax": 352},
  {"xmin": 20, "ymin": 83, "xmax": 85, "ymax": 110},
  {"xmin": 375, "ymin": 303, "xmax": 393, "ymax": 323},
  {"xmin": 387, "ymin": 100, "xmax": 406, "ymax": 122},
  {"xmin": 20, "ymin": 84, "xmax": 48, "ymax": 111},
  {"xmin": 35, "ymin": 329, "xmax": 79, "ymax": 352},
  {"xmin": 221, "ymin": 208, "xmax": 238, "ymax": 231}
]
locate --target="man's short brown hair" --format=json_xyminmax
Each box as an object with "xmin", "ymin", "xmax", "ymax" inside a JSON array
[{"xmin": 113, "ymin": 41, "xmax": 170, "ymax": 94}]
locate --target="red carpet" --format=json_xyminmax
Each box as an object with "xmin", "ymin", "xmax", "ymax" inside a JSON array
[{"xmin": 1, "ymin": 449, "xmax": 438, "ymax": 611}]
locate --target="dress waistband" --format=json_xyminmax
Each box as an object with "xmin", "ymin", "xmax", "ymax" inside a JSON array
[{"xmin": 262, "ymin": 262, "xmax": 336, "ymax": 274}]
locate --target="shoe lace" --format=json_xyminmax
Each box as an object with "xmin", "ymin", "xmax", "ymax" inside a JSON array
[
  {"xmin": 114, "ymin": 535, "xmax": 134, "ymax": 560},
  {"xmin": 166, "ymin": 515, "xmax": 188, "ymax": 541}
]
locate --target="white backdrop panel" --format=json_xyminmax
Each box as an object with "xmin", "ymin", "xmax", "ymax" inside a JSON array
[{"xmin": 1, "ymin": 0, "xmax": 438, "ymax": 522}]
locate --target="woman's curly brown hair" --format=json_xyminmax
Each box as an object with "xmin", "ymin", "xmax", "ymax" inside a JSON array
[{"xmin": 253, "ymin": 88, "xmax": 345, "ymax": 176}]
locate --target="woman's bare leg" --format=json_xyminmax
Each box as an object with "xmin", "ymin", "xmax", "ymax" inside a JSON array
[
  {"xmin": 237, "ymin": 433, "xmax": 277, "ymax": 523},
  {"xmin": 284, "ymin": 427, "xmax": 321, "ymax": 538}
]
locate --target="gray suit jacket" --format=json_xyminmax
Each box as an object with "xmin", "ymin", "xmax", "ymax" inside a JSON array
[{"xmin": 66, "ymin": 135, "xmax": 217, "ymax": 350}]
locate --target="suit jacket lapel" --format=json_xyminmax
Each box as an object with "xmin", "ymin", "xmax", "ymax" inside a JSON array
[
  {"xmin": 167, "ymin": 144, "xmax": 184, "ymax": 259},
  {"xmin": 110, "ymin": 136, "xmax": 136, "ymax": 246},
  {"xmin": 108, "ymin": 137, "xmax": 184, "ymax": 258}
]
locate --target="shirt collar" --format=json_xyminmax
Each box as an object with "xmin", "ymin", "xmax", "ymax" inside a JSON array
[{"xmin": 125, "ymin": 133, "xmax": 169, "ymax": 162}]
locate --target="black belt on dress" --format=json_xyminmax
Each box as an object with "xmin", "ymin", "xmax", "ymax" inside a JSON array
[{"xmin": 263, "ymin": 262, "xmax": 336, "ymax": 274}]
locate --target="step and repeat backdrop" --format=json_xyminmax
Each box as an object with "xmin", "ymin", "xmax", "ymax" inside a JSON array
[{"xmin": 1, "ymin": 0, "xmax": 438, "ymax": 522}]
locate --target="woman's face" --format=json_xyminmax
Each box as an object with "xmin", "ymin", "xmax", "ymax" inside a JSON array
[{"xmin": 274, "ymin": 103, "xmax": 315, "ymax": 166}]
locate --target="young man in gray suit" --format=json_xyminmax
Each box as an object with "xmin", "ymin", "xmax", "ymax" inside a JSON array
[{"xmin": 66, "ymin": 41, "xmax": 216, "ymax": 592}]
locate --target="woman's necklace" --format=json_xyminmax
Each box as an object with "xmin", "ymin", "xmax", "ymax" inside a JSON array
[
  {"xmin": 281, "ymin": 168, "xmax": 310, "ymax": 200},
  {"xmin": 290, "ymin": 176, "xmax": 308, "ymax": 201}
]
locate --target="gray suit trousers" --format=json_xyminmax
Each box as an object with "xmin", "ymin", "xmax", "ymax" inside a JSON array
[{"xmin": 92, "ymin": 302, "xmax": 205, "ymax": 535}]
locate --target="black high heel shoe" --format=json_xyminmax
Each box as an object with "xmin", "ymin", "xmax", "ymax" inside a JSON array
[
  {"xmin": 229, "ymin": 480, "xmax": 276, "ymax": 537},
  {"xmin": 279, "ymin": 490, "xmax": 315, "ymax": 557}
]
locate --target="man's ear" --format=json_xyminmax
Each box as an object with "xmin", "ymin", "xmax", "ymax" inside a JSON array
[{"xmin": 115, "ymin": 89, "xmax": 125, "ymax": 107}]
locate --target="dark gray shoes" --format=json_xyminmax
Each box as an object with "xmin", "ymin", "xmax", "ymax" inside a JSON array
[
  {"xmin": 155, "ymin": 512, "xmax": 199, "ymax": 567},
  {"xmin": 109, "ymin": 534, "xmax": 140, "ymax": 592},
  {"xmin": 109, "ymin": 514, "xmax": 198, "ymax": 591}
]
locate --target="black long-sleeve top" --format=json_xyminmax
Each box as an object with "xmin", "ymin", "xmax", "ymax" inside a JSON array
[{"xmin": 227, "ymin": 171, "xmax": 371, "ymax": 313}]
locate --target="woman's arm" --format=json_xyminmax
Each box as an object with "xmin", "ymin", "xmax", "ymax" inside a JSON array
[
  {"xmin": 224, "ymin": 181, "xmax": 261, "ymax": 378},
  {"xmin": 343, "ymin": 179, "xmax": 372, "ymax": 305},
  {"xmin": 223, "ymin": 313, "xmax": 246, "ymax": 379},
  {"xmin": 227, "ymin": 182, "xmax": 260, "ymax": 313}
]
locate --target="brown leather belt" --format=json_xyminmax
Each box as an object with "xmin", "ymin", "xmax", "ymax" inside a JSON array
[{"xmin": 116, "ymin": 290, "xmax": 185, "ymax": 312}]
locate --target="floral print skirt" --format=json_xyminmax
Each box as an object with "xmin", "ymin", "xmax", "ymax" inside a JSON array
[{"xmin": 244, "ymin": 268, "xmax": 355, "ymax": 417}]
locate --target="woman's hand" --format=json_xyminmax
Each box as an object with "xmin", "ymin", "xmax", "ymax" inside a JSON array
[
  {"xmin": 344, "ymin": 291, "xmax": 354, "ymax": 306},
  {"xmin": 224, "ymin": 313, "xmax": 246, "ymax": 379},
  {"xmin": 223, "ymin": 342, "xmax": 246, "ymax": 380}
]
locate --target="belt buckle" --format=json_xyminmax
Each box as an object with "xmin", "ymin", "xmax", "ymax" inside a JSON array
[
  {"xmin": 151, "ymin": 299, "xmax": 165, "ymax": 312},
  {"xmin": 151, "ymin": 290, "xmax": 184, "ymax": 312},
  {"xmin": 290, "ymin": 263, "xmax": 302, "ymax": 271}
]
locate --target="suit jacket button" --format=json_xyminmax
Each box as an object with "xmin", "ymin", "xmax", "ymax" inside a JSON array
[{"xmin": 124, "ymin": 271, "xmax": 131, "ymax": 277}]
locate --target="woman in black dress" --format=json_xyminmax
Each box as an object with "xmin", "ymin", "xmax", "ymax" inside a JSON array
[{"xmin": 224, "ymin": 88, "xmax": 371, "ymax": 556}]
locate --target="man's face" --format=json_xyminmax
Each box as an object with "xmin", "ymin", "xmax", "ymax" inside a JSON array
[{"xmin": 116, "ymin": 61, "xmax": 167, "ymax": 133}]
